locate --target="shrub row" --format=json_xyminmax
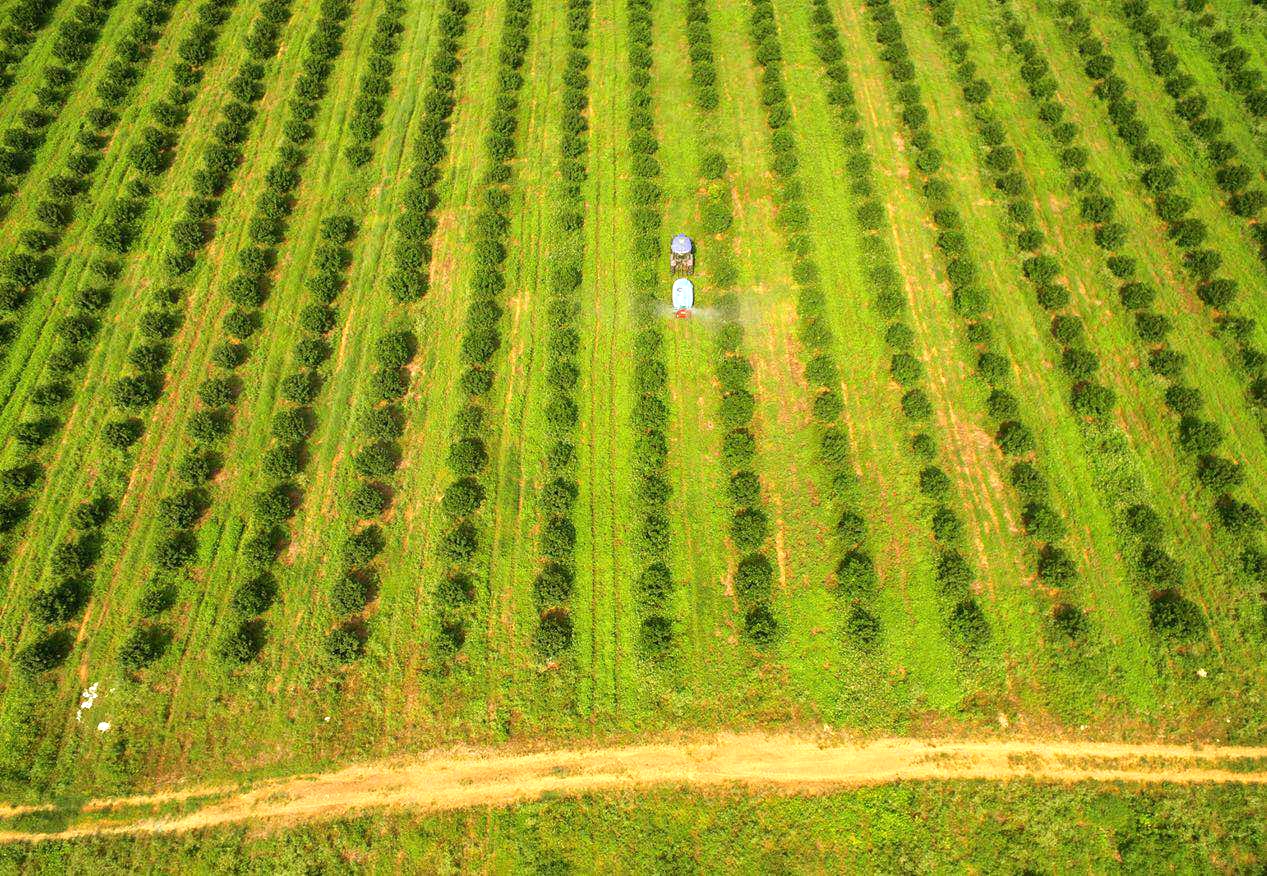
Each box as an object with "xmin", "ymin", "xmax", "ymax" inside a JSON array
[
  {"xmin": 1174, "ymin": 0, "xmax": 1267, "ymax": 120},
  {"xmin": 1000, "ymin": 5, "xmax": 1238, "ymax": 635},
  {"xmin": 0, "ymin": 0, "xmax": 176, "ymax": 360},
  {"xmin": 433, "ymin": 0, "xmax": 530, "ymax": 664},
  {"xmin": 686, "ymin": 4, "xmax": 777, "ymax": 648},
  {"xmin": 138, "ymin": 0, "xmax": 358, "ymax": 670},
  {"xmin": 0, "ymin": 0, "xmax": 62, "ymax": 96},
  {"xmin": 530, "ymin": 0, "xmax": 591, "ymax": 665},
  {"xmin": 384, "ymin": 0, "xmax": 470, "ymax": 304},
  {"xmin": 1117, "ymin": 0, "xmax": 1265, "ymax": 250},
  {"xmin": 1025, "ymin": 3, "xmax": 1266, "ymax": 582},
  {"xmin": 0, "ymin": 0, "xmax": 200, "ymax": 676},
  {"xmin": 0, "ymin": 0, "xmax": 118, "ymax": 207},
  {"xmin": 826, "ymin": 0, "xmax": 1013, "ymax": 649},
  {"xmin": 343, "ymin": 0, "xmax": 404, "ymax": 166},
  {"xmin": 744, "ymin": 0, "xmax": 889, "ymax": 649},
  {"xmin": 333, "ymin": 0, "xmax": 468, "ymax": 663},
  {"xmin": 925, "ymin": 0, "xmax": 1203, "ymax": 642},
  {"xmin": 683, "ymin": 0, "xmax": 717, "ymax": 110},
  {"xmin": 622, "ymin": 0, "xmax": 678, "ymax": 656}
]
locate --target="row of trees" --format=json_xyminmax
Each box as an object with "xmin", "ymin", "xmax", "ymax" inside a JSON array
[
  {"xmin": 343, "ymin": 0, "xmax": 403, "ymax": 166},
  {"xmin": 1, "ymin": 0, "xmax": 192, "ymax": 681},
  {"xmin": 530, "ymin": 0, "xmax": 591, "ymax": 664},
  {"xmin": 339, "ymin": 0, "xmax": 467, "ymax": 662},
  {"xmin": 1117, "ymin": 0, "xmax": 1266, "ymax": 251},
  {"xmin": 432, "ymin": 0, "xmax": 528, "ymax": 664},
  {"xmin": 621, "ymin": 0, "xmax": 679, "ymax": 656},
  {"xmin": 385, "ymin": 0, "xmax": 470, "ymax": 305},
  {"xmin": 1032, "ymin": 3, "xmax": 1266, "ymax": 588},
  {"xmin": 317, "ymin": 0, "xmax": 417, "ymax": 660},
  {"xmin": 856, "ymin": 0, "xmax": 1003, "ymax": 649},
  {"xmin": 133, "ymin": 0, "xmax": 324, "ymax": 670},
  {"xmin": 998, "ymin": 5, "xmax": 1256, "ymax": 636},
  {"xmin": 922, "ymin": 0, "xmax": 1206, "ymax": 644},
  {"xmin": 1175, "ymin": 0, "xmax": 1267, "ymax": 121},
  {"xmin": 687, "ymin": 0, "xmax": 776, "ymax": 647},
  {"xmin": 210, "ymin": 0, "xmax": 353, "ymax": 668},
  {"xmin": 0, "ymin": 0, "xmax": 116, "ymax": 204},
  {"xmin": 0, "ymin": 0, "xmax": 62, "ymax": 96}
]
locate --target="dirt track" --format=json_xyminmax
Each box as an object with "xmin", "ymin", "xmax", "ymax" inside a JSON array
[{"xmin": 4, "ymin": 732, "xmax": 1267, "ymax": 842}]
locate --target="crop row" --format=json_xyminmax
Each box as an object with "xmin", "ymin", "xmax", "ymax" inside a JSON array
[
  {"xmin": 742, "ymin": 0, "xmax": 893, "ymax": 649},
  {"xmin": 1116, "ymin": 0, "xmax": 1265, "ymax": 260},
  {"xmin": 0, "ymin": 0, "xmax": 174, "ymax": 403},
  {"xmin": 683, "ymin": 0, "xmax": 779, "ymax": 646},
  {"xmin": 624, "ymin": 0, "xmax": 675, "ymax": 655},
  {"xmin": 1034, "ymin": 2, "xmax": 1267, "ymax": 555},
  {"xmin": 342, "ymin": 0, "xmax": 403, "ymax": 166},
  {"xmin": 924, "ymin": 0, "xmax": 1209, "ymax": 641},
  {"xmin": 0, "ymin": 0, "xmax": 64, "ymax": 99},
  {"xmin": 1045, "ymin": 0, "xmax": 1267, "ymax": 436},
  {"xmin": 314, "ymin": 0, "xmax": 409, "ymax": 658},
  {"xmin": 0, "ymin": 0, "xmax": 119, "ymax": 223},
  {"xmin": 1174, "ymin": 0, "xmax": 1267, "ymax": 121},
  {"xmin": 3, "ymin": 0, "xmax": 189, "ymax": 678},
  {"xmin": 831, "ymin": 0, "xmax": 1008, "ymax": 649},
  {"xmin": 123, "ymin": 0, "xmax": 354, "ymax": 671},
  {"xmin": 433, "ymin": 0, "xmax": 533, "ymax": 664},
  {"xmin": 528, "ymin": 0, "xmax": 591, "ymax": 664},
  {"xmin": 344, "ymin": 0, "xmax": 468, "ymax": 664},
  {"xmin": 994, "ymin": 2, "xmax": 1263, "ymax": 628}
]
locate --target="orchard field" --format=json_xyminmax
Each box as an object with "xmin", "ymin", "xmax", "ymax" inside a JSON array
[{"xmin": 0, "ymin": 0, "xmax": 1264, "ymax": 826}]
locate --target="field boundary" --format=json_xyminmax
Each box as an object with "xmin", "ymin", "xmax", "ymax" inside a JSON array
[{"xmin": 4, "ymin": 731, "xmax": 1267, "ymax": 842}]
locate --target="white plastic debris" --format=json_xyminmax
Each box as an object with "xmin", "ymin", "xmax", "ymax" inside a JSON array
[
  {"xmin": 76, "ymin": 682, "xmax": 101, "ymax": 723},
  {"xmin": 1197, "ymin": 668, "xmax": 1208, "ymax": 678},
  {"xmin": 96, "ymin": 722, "xmax": 110, "ymax": 732}
]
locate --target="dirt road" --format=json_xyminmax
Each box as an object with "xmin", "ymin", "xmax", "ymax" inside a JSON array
[{"xmin": 4, "ymin": 732, "xmax": 1267, "ymax": 842}]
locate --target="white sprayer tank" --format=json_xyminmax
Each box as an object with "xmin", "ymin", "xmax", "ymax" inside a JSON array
[{"xmin": 671, "ymin": 277, "xmax": 694, "ymax": 312}]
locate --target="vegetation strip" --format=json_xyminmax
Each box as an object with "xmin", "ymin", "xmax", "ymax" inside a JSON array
[
  {"xmin": 425, "ymin": 0, "xmax": 533, "ymax": 666},
  {"xmin": 1112, "ymin": 0, "xmax": 1266, "ymax": 265},
  {"xmin": 621, "ymin": 0, "xmax": 677, "ymax": 655},
  {"xmin": 994, "ymin": 0, "xmax": 1267, "ymax": 618},
  {"xmin": 0, "ymin": 0, "xmax": 186, "ymax": 668},
  {"xmin": 1036, "ymin": 1, "xmax": 1267, "ymax": 445},
  {"xmin": 525, "ymin": 0, "xmax": 590, "ymax": 664},
  {"xmin": 335, "ymin": 0, "xmax": 470, "ymax": 664},
  {"xmin": 0, "ymin": 0, "xmax": 123, "ymax": 224},
  {"xmin": 0, "ymin": 0, "xmax": 70, "ymax": 105},
  {"xmin": 143, "ymin": 0, "xmax": 358, "ymax": 668},
  {"xmin": 798, "ymin": 0, "xmax": 993, "ymax": 648},
  {"xmin": 682, "ymin": 0, "xmax": 780, "ymax": 645},
  {"xmin": 308, "ymin": 0, "xmax": 411, "ymax": 658},
  {"xmin": 916, "ymin": 0, "xmax": 1213, "ymax": 644},
  {"xmin": 0, "ymin": 0, "xmax": 250, "ymax": 790},
  {"xmin": 1172, "ymin": 0, "xmax": 1267, "ymax": 127}
]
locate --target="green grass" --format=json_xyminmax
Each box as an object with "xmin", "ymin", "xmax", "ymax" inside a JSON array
[
  {"xmin": 0, "ymin": 0, "xmax": 1264, "ymax": 811},
  {"xmin": 3, "ymin": 781, "xmax": 1266, "ymax": 871}
]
